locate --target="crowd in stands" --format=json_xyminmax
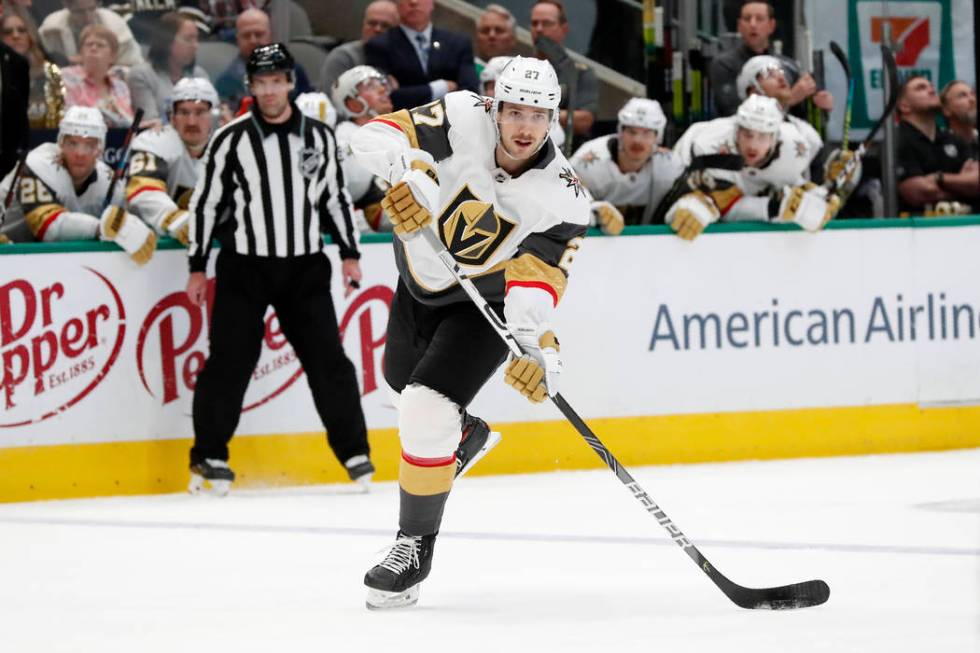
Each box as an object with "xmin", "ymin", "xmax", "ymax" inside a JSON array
[{"xmin": 0, "ymin": 0, "xmax": 976, "ymax": 249}]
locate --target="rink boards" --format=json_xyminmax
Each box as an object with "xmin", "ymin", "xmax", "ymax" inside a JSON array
[{"xmin": 2, "ymin": 219, "xmax": 980, "ymax": 501}]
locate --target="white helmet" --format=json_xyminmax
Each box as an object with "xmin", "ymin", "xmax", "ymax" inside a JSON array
[
  {"xmin": 331, "ymin": 65, "xmax": 387, "ymax": 119},
  {"xmin": 491, "ymin": 56, "xmax": 561, "ymax": 154},
  {"xmin": 169, "ymin": 77, "xmax": 219, "ymax": 113},
  {"xmin": 735, "ymin": 94, "xmax": 783, "ymax": 134},
  {"xmin": 737, "ymin": 55, "xmax": 785, "ymax": 100},
  {"xmin": 296, "ymin": 92, "xmax": 338, "ymax": 128},
  {"xmin": 58, "ymin": 106, "xmax": 107, "ymax": 149},
  {"xmin": 617, "ymin": 97, "xmax": 667, "ymax": 144},
  {"xmin": 480, "ymin": 55, "xmax": 512, "ymax": 94}
]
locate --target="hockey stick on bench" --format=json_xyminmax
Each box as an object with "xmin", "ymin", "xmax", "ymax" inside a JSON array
[{"xmin": 416, "ymin": 227, "xmax": 830, "ymax": 610}]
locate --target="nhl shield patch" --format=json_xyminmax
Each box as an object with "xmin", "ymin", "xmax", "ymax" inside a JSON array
[{"xmin": 299, "ymin": 147, "xmax": 324, "ymax": 179}]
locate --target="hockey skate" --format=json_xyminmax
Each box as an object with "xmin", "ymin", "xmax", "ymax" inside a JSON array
[
  {"xmin": 364, "ymin": 531, "xmax": 437, "ymax": 610},
  {"xmin": 455, "ymin": 412, "xmax": 501, "ymax": 479},
  {"xmin": 344, "ymin": 454, "xmax": 375, "ymax": 491},
  {"xmin": 188, "ymin": 459, "xmax": 235, "ymax": 496}
]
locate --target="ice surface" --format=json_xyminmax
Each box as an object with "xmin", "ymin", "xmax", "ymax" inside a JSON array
[{"xmin": 0, "ymin": 449, "xmax": 977, "ymax": 652}]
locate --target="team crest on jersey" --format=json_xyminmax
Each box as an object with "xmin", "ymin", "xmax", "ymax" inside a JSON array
[
  {"xmin": 438, "ymin": 185, "xmax": 516, "ymax": 266},
  {"xmin": 471, "ymin": 93, "xmax": 493, "ymax": 114},
  {"xmin": 559, "ymin": 167, "xmax": 583, "ymax": 197},
  {"xmin": 299, "ymin": 147, "xmax": 323, "ymax": 179}
]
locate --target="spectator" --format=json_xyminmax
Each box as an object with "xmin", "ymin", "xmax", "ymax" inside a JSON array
[
  {"xmin": 709, "ymin": 0, "xmax": 831, "ymax": 118},
  {"xmin": 61, "ymin": 24, "xmax": 133, "ymax": 127},
  {"xmin": 38, "ymin": 0, "xmax": 143, "ymax": 68},
  {"xmin": 317, "ymin": 0, "xmax": 397, "ymax": 94},
  {"xmin": 0, "ymin": 34, "xmax": 29, "ymax": 180},
  {"xmin": 214, "ymin": 7, "xmax": 311, "ymax": 109},
  {"xmin": 530, "ymin": 0, "xmax": 597, "ymax": 141},
  {"xmin": 127, "ymin": 0, "xmax": 205, "ymax": 43},
  {"xmin": 941, "ymin": 80, "xmax": 978, "ymax": 160},
  {"xmin": 128, "ymin": 12, "xmax": 209, "ymax": 125},
  {"xmin": 474, "ymin": 3, "xmax": 515, "ymax": 78},
  {"xmin": 896, "ymin": 75, "xmax": 979, "ymax": 215},
  {"xmin": 364, "ymin": 0, "xmax": 478, "ymax": 110},
  {"xmin": 1, "ymin": 6, "xmax": 65, "ymax": 129}
]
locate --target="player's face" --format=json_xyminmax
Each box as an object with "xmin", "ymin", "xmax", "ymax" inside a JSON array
[
  {"xmin": 943, "ymin": 83, "xmax": 977, "ymax": 126},
  {"xmin": 619, "ymin": 125, "xmax": 657, "ymax": 164},
  {"xmin": 173, "ymin": 100, "xmax": 213, "ymax": 150},
  {"xmin": 251, "ymin": 72, "xmax": 293, "ymax": 120},
  {"xmin": 737, "ymin": 3, "xmax": 775, "ymax": 52},
  {"xmin": 735, "ymin": 127, "xmax": 774, "ymax": 167},
  {"xmin": 756, "ymin": 67, "xmax": 792, "ymax": 106},
  {"xmin": 357, "ymin": 78, "xmax": 393, "ymax": 115},
  {"xmin": 496, "ymin": 102, "xmax": 551, "ymax": 160},
  {"xmin": 60, "ymin": 135, "xmax": 101, "ymax": 181}
]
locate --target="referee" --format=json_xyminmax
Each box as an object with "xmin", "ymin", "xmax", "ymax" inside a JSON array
[{"xmin": 184, "ymin": 43, "xmax": 373, "ymax": 495}]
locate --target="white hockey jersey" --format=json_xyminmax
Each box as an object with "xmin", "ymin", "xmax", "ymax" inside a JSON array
[
  {"xmin": 126, "ymin": 125, "xmax": 204, "ymax": 237},
  {"xmin": 672, "ymin": 115, "xmax": 822, "ymax": 221},
  {"xmin": 350, "ymin": 90, "xmax": 591, "ymax": 321},
  {"xmin": 0, "ymin": 142, "xmax": 115, "ymax": 242},
  {"xmin": 570, "ymin": 134, "xmax": 684, "ymax": 224}
]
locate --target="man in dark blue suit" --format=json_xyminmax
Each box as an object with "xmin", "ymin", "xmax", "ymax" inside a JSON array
[{"xmin": 364, "ymin": 0, "xmax": 479, "ymax": 111}]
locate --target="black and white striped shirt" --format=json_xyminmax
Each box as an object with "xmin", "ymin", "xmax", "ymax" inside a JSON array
[{"xmin": 187, "ymin": 106, "xmax": 358, "ymax": 272}]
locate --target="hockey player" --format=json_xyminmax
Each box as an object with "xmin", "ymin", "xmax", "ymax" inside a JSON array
[
  {"xmin": 666, "ymin": 94, "xmax": 840, "ymax": 240},
  {"xmin": 480, "ymin": 55, "xmax": 565, "ymax": 150},
  {"xmin": 296, "ymin": 91, "xmax": 338, "ymax": 129},
  {"xmin": 0, "ymin": 106, "xmax": 156, "ymax": 262},
  {"xmin": 570, "ymin": 97, "xmax": 684, "ymax": 234},
  {"xmin": 330, "ymin": 65, "xmax": 394, "ymax": 232},
  {"xmin": 350, "ymin": 56, "xmax": 590, "ymax": 609},
  {"xmin": 126, "ymin": 78, "xmax": 220, "ymax": 246}
]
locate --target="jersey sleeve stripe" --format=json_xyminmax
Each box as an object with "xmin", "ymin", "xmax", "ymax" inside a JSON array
[
  {"xmin": 505, "ymin": 280, "xmax": 559, "ymax": 307},
  {"xmin": 31, "ymin": 207, "xmax": 65, "ymax": 241},
  {"xmin": 504, "ymin": 252, "xmax": 567, "ymax": 305},
  {"xmin": 369, "ymin": 110, "xmax": 419, "ymax": 148}
]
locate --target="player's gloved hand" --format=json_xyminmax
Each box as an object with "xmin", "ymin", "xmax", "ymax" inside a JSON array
[
  {"xmin": 382, "ymin": 157, "xmax": 440, "ymax": 241},
  {"xmin": 100, "ymin": 205, "xmax": 157, "ymax": 265},
  {"xmin": 161, "ymin": 209, "xmax": 190, "ymax": 246},
  {"xmin": 775, "ymin": 183, "xmax": 841, "ymax": 232},
  {"xmin": 504, "ymin": 325, "xmax": 561, "ymax": 403},
  {"xmin": 928, "ymin": 201, "xmax": 970, "ymax": 217},
  {"xmin": 591, "ymin": 200, "xmax": 624, "ymax": 236},
  {"xmin": 665, "ymin": 191, "xmax": 720, "ymax": 241},
  {"xmin": 824, "ymin": 148, "xmax": 862, "ymax": 196}
]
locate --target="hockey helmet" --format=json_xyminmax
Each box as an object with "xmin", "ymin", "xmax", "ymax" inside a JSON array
[
  {"xmin": 58, "ymin": 106, "xmax": 107, "ymax": 149},
  {"xmin": 735, "ymin": 95, "xmax": 783, "ymax": 135},
  {"xmin": 246, "ymin": 42, "xmax": 295, "ymax": 80},
  {"xmin": 169, "ymin": 77, "xmax": 219, "ymax": 113},
  {"xmin": 296, "ymin": 92, "xmax": 338, "ymax": 128},
  {"xmin": 479, "ymin": 56, "xmax": 512, "ymax": 94},
  {"xmin": 617, "ymin": 97, "xmax": 667, "ymax": 144},
  {"xmin": 491, "ymin": 56, "xmax": 561, "ymax": 155},
  {"xmin": 737, "ymin": 55, "xmax": 786, "ymax": 100},
  {"xmin": 330, "ymin": 65, "xmax": 387, "ymax": 119}
]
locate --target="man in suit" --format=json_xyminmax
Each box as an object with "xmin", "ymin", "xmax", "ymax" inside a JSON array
[
  {"xmin": 0, "ymin": 40, "xmax": 29, "ymax": 181},
  {"xmin": 364, "ymin": 0, "xmax": 478, "ymax": 111}
]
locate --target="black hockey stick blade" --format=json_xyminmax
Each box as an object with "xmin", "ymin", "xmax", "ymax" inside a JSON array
[
  {"xmin": 711, "ymin": 566, "xmax": 831, "ymax": 610},
  {"xmin": 828, "ymin": 41, "xmax": 850, "ymax": 79}
]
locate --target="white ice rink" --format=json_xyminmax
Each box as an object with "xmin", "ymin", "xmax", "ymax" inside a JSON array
[{"xmin": 1, "ymin": 448, "xmax": 978, "ymax": 652}]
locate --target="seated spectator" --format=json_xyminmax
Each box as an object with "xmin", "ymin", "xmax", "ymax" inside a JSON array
[
  {"xmin": 61, "ymin": 24, "xmax": 133, "ymax": 127},
  {"xmin": 1, "ymin": 6, "xmax": 65, "ymax": 129},
  {"xmin": 127, "ymin": 0, "xmax": 205, "ymax": 43},
  {"xmin": 571, "ymin": 98, "xmax": 683, "ymax": 232},
  {"xmin": 0, "ymin": 105, "xmax": 155, "ymax": 261},
  {"xmin": 317, "ymin": 0, "xmax": 397, "ymax": 94},
  {"xmin": 38, "ymin": 0, "xmax": 143, "ymax": 68},
  {"xmin": 215, "ymin": 7, "xmax": 311, "ymax": 110},
  {"xmin": 941, "ymin": 80, "xmax": 978, "ymax": 160},
  {"xmin": 709, "ymin": 1, "xmax": 831, "ymax": 118},
  {"xmin": 364, "ymin": 0, "xmax": 478, "ymax": 110},
  {"xmin": 128, "ymin": 12, "xmax": 209, "ymax": 126},
  {"xmin": 530, "ymin": 0, "xmax": 597, "ymax": 142},
  {"xmin": 474, "ymin": 4, "xmax": 516, "ymax": 78},
  {"xmin": 896, "ymin": 75, "xmax": 979, "ymax": 215}
]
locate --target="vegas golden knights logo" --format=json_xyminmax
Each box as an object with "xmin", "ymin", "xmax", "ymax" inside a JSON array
[{"xmin": 438, "ymin": 185, "xmax": 516, "ymax": 266}]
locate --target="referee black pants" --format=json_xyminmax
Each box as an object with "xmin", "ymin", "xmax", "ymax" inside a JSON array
[{"xmin": 190, "ymin": 250, "xmax": 369, "ymax": 466}]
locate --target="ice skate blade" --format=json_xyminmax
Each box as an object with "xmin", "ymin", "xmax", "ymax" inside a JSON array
[
  {"xmin": 365, "ymin": 584, "xmax": 421, "ymax": 610},
  {"xmin": 188, "ymin": 474, "xmax": 231, "ymax": 497},
  {"xmin": 457, "ymin": 431, "xmax": 502, "ymax": 478}
]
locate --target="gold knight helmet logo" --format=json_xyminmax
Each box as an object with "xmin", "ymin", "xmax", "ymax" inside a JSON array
[{"xmin": 438, "ymin": 185, "xmax": 516, "ymax": 266}]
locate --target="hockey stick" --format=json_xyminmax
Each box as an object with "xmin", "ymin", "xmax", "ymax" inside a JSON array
[
  {"xmin": 101, "ymin": 108, "xmax": 144, "ymax": 211},
  {"xmin": 825, "ymin": 44, "xmax": 898, "ymax": 197},
  {"xmin": 829, "ymin": 41, "xmax": 854, "ymax": 151},
  {"xmin": 2, "ymin": 150, "xmax": 28, "ymax": 213},
  {"xmin": 416, "ymin": 227, "xmax": 830, "ymax": 610}
]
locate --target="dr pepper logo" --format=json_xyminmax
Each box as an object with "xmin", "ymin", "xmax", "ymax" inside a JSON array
[
  {"xmin": 136, "ymin": 279, "xmax": 393, "ymax": 409},
  {"xmin": 0, "ymin": 268, "xmax": 125, "ymax": 427}
]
